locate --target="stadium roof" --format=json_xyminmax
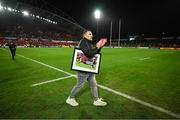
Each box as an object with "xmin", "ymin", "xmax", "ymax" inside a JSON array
[{"xmin": 0, "ymin": 0, "xmax": 85, "ymax": 38}]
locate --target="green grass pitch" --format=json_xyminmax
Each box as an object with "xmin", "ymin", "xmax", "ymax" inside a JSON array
[{"xmin": 0, "ymin": 47, "xmax": 180, "ymax": 119}]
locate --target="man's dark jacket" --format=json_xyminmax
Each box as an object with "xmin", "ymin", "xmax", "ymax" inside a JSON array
[{"xmin": 79, "ymin": 38, "xmax": 100, "ymax": 58}]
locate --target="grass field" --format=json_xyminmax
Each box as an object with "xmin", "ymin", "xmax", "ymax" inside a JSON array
[{"xmin": 0, "ymin": 47, "xmax": 180, "ymax": 119}]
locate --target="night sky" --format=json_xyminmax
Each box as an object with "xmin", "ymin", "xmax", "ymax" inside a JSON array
[{"xmin": 28, "ymin": 0, "xmax": 180, "ymax": 38}]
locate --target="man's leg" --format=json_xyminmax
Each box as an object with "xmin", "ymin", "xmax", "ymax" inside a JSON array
[
  {"xmin": 12, "ymin": 50, "xmax": 15, "ymax": 60},
  {"xmin": 87, "ymin": 74, "xmax": 98, "ymax": 101},
  {"xmin": 66, "ymin": 72, "xmax": 89, "ymax": 106},
  {"xmin": 69, "ymin": 72, "xmax": 89, "ymax": 98},
  {"xmin": 87, "ymin": 73, "xmax": 107, "ymax": 106},
  {"xmin": 10, "ymin": 50, "xmax": 14, "ymax": 60}
]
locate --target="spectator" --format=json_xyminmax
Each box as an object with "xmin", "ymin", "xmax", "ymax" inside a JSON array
[{"xmin": 8, "ymin": 42, "xmax": 17, "ymax": 60}]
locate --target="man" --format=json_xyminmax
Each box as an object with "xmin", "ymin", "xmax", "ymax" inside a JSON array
[
  {"xmin": 9, "ymin": 42, "xmax": 17, "ymax": 60},
  {"xmin": 66, "ymin": 30, "xmax": 107, "ymax": 106}
]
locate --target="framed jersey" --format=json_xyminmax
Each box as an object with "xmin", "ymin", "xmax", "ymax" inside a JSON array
[{"xmin": 71, "ymin": 48, "xmax": 101, "ymax": 74}]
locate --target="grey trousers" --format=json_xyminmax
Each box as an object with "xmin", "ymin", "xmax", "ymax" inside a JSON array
[{"xmin": 69, "ymin": 71, "xmax": 98, "ymax": 101}]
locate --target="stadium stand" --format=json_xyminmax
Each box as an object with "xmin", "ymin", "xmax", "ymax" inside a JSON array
[
  {"xmin": 0, "ymin": 0, "xmax": 84, "ymax": 48},
  {"xmin": 110, "ymin": 35, "xmax": 180, "ymax": 49},
  {"xmin": 0, "ymin": 1, "xmax": 179, "ymax": 49}
]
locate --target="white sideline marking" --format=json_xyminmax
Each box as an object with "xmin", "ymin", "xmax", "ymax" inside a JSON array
[
  {"xmin": 98, "ymin": 84, "xmax": 180, "ymax": 119},
  {"xmin": 17, "ymin": 54, "xmax": 74, "ymax": 76},
  {"xmin": 139, "ymin": 57, "xmax": 150, "ymax": 60},
  {"xmin": 31, "ymin": 76, "xmax": 74, "ymax": 87},
  {"xmin": 3, "ymin": 50, "xmax": 179, "ymax": 118}
]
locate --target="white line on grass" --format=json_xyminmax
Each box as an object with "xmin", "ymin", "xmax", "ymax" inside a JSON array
[
  {"xmin": 139, "ymin": 57, "xmax": 151, "ymax": 60},
  {"xmin": 17, "ymin": 54, "xmax": 74, "ymax": 76},
  {"xmin": 31, "ymin": 76, "xmax": 74, "ymax": 87},
  {"xmin": 98, "ymin": 84, "xmax": 180, "ymax": 119},
  {"xmin": 3, "ymin": 50, "xmax": 179, "ymax": 119}
]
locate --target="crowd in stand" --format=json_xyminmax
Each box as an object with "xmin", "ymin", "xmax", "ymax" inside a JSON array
[
  {"xmin": 120, "ymin": 39, "xmax": 180, "ymax": 48},
  {"xmin": 0, "ymin": 39, "xmax": 79, "ymax": 48},
  {"xmin": 1, "ymin": 37, "xmax": 180, "ymax": 48},
  {"xmin": 0, "ymin": 24, "xmax": 76, "ymax": 41},
  {"xmin": 0, "ymin": 24, "xmax": 79, "ymax": 48},
  {"xmin": 0, "ymin": 25, "xmax": 180, "ymax": 48},
  {"xmin": 110, "ymin": 36, "xmax": 180, "ymax": 48}
]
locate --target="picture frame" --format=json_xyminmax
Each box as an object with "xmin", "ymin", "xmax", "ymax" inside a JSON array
[{"xmin": 71, "ymin": 48, "xmax": 101, "ymax": 74}]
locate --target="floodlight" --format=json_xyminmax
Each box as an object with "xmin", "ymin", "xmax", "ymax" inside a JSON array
[
  {"xmin": 8, "ymin": 7, "xmax": 12, "ymax": 11},
  {"xmin": 22, "ymin": 11, "xmax": 29, "ymax": 16},
  {"xmin": 94, "ymin": 9, "xmax": 101, "ymax": 19}
]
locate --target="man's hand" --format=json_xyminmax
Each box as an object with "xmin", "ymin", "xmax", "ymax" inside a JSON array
[
  {"xmin": 96, "ymin": 38, "xmax": 107, "ymax": 48},
  {"xmin": 96, "ymin": 42, "xmax": 102, "ymax": 49}
]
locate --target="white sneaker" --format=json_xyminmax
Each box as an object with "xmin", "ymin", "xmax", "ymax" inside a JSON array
[
  {"xmin": 66, "ymin": 97, "xmax": 79, "ymax": 106},
  {"xmin": 93, "ymin": 98, "xmax": 107, "ymax": 106}
]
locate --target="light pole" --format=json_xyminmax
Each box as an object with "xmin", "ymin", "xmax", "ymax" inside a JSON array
[
  {"xmin": 0, "ymin": 3, "xmax": 3, "ymax": 10},
  {"xmin": 118, "ymin": 19, "xmax": 121, "ymax": 47},
  {"xmin": 94, "ymin": 9, "xmax": 101, "ymax": 41}
]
